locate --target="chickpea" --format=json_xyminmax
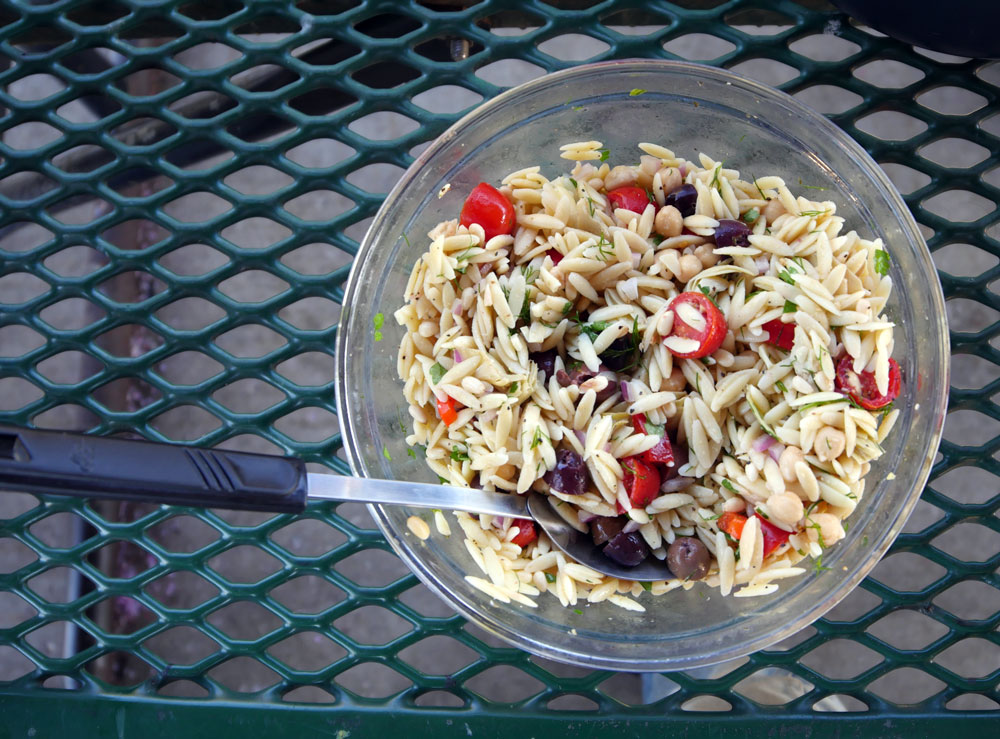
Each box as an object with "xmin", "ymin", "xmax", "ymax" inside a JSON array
[
  {"xmin": 778, "ymin": 445, "xmax": 805, "ymax": 483},
  {"xmin": 604, "ymin": 165, "xmax": 638, "ymax": 191},
  {"xmin": 657, "ymin": 166, "xmax": 682, "ymax": 194},
  {"xmin": 662, "ymin": 366, "xmax": 687, "ymax": 392},
  {"xmin": 675, "ymin": 253, "xmax": 703, "ymax": 284},
  {"xmin": 694, "ymin": 243, "xmax": 719, "ymax": 269},
  {"xmin": 762, "ymin": 199, "xmax": 785, "ymax": 224},
  {"xmin": 810, "ymin": 512, "xmax": 845, "ymax": 546},
  {"xmin": 814, "ymin": 427, "xmax": 846, "ymax": 462},
  {"xmin": 767, "ymin": 491, "xmax": 804, "ymax": 527},
  {"xmin": 654, "ymin": 205, "xmax": 683, "ymax": 238}
]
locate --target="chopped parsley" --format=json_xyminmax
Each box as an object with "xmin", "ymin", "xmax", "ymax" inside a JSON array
[
  {"xmin": 842, "ymin": 521, "xmax": 850, "ymax": 533},
  {"xmin": 783, "ymin": 300, "xmax": 797, "ymax": 314},
  {"xmin": 775, "ymin": 380, "xmax": 788, "ymax": 393},
  {"xmin": 568, "ymin": 177, "xmax": 578, "ymax": 189},
  {"xmin": 579, "ymin": 320, "xmax": 608, "ymax": 340},
  {"xmin": 562, "ymin": 300, "xmax": 573, "ymax": 315},
  {"xmin": 530, "ymin": 426, "xmax": 548, "ymax": 450},
  {"xmin": 709, "ymin": 162, "xmax": 724, "ymax": 190},
  {"xmin": 699, "ymin": 284, "xmax": 719, "ymax": 308},
  {"xmin": 742, "ymin": 207, "xmax": 759, "ymax": 224},
  {"xmin": 640, "ymin": 581, "xmax": 653, "ymax": 591},
  {"xmin": 799, "ymin": 209, "xmax": 829, "ymax": 217},
  {"xmin": 874, "ymin": 249, "xmax": 890, "ymax": 276},
  {"xmin": 721, "ymin": 479, "xmax": 738, "ymax": 494},
  {"xmin": 573, "ymin": 608, "xmax": 584, "ymax": 615},
  {"xmin": 651, "ymin": 234, "xmax": 664, "ymax": 245},
  {"xmin": 373, "ymin": 313, "xmax": 384, "ymax": 342},
  {"xmin": 629, "ymin": 88, "xmax": 647, "ymax": 96},
  {"xmin": 383, "ymin": 446, "xmax": 392, "ymax": 461},
  {"xmin": 599, "ymin": 148, "xmax": 610, "ymax": 162},
  {"xmin": 778, "ymin": 270, "xmax": 796, "ymax": 285},
  {"xmin": 507, "ymin": 382, "xmax": 519, "ymax": 396},
  {"xmin": 437, "ymin": 475, "xmax": 449, "ymax": 484},
  {"xmin": 429, "ymin": 362, "xmax": 446, "ymax": 384},
  {"xmin": 812, "ymin": 555, "xmax": 831, "ymax": 574},
  {"xmin": 450, "ymin": 446, "xmax": 470, "ymax": 462},
  {"xmin": 545, "ymin": 572, "xmax": 556, "ymax": 583},
  {"xmin": 407, "ymin": 448, "xmax": 417, "ymax": 459}
]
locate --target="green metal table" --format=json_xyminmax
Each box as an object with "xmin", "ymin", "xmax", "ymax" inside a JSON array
[{"xmin": 0, "ymin": 1, "xmax": 997, "ymax": 735}]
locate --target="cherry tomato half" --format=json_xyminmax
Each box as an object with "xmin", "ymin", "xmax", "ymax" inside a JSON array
[
  {"xmin": 436, "ymin": 396, "xmax": 460, "ymax": 426},
  {"xmin": 510, "ymin": 520, "xmax": 537, "ymax": 547},
  {"xmin": 607, "ymin": 186, "xmax": 652, "ymax": 214},
  {"xmin": 834, "ymin": 355, "xmax": 902, "ymax": 411},
  {"xmin": 762, "ymin": 318, "xmax": 795, "ymax": 350},
  {"xmin": 664, "ymin": 292, "xmax": 728, "ymax": 359},
  {"xmin": 630, "ymin": 415, "xmax": 675, "ymax": 466},
  {"xmin": 622, "ymin": 455, "xmax": 661, "ymax": 508},
  {"xmin": 459, "ymin": 182, "xmax": 515, "ymax": 242},
  {"xmin": 546, "ymin": 248, "xmax": 564, "ymax": 265},
  {"xmin": 755, "ymin": 513, "xmax": 791, "ymax": 558}
]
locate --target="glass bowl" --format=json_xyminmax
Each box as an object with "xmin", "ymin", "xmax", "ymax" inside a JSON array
[{"xmin": 335, "ymin": 61, "xmax": 949, "ymax": 671}]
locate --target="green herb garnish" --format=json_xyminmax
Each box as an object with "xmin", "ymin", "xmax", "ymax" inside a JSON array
[
  {"xmin": 709, "ymin": 162, "xmax": 723, "ymax": 190},
  {"xmin": 373, "ymin": 313, "xmax": 384, "ymax": 342},
  {"xmin": 407, "ymin": 448, "xmax": 417, "ymax": 459},
  {"xmin": 629, "ymin": 88, "xmax": 647, "ymax": 96},
  {"xmin": 812, "ymin": 555, "xmax": 831, "ymax": 574},
  {"xmin": 521, "ymin": 264, "xmax": 539, "ymax": 284},
  {"xmin": 599, "ymin": 148, "xmax": 610, "ymax": 162},
  {"xmin": 383, "ymin": 446, "xmax": 392, "ymax": 461},
  {"xmin": 450, "ymin": 446, "xmax": 470, "ymax": 462},
  {"xmin": 747, "ymin": 397, "xmax": 778, "ymax": 439},
  {"xmin": 640, "ymin": 581, "xmax": 653, "ymax": 591},
  {"xmin": 562, "ymin": 300, "xmax": 573, "ymax": 315},
  {"xmin": 783, "ymin": 300, "xmax": 797, "ymax": 314},
  {"xmin": 545, "ymin": 572, "xmax": 557, "ymax": 583},
  {"xmin": 429, "ymin": 362, "xmax": 446, "ymax": 384},
  {"xmin": 568, "ymin": 177, "xmax": 578, "ymax": 189},
  {"xmin": 874, "ymin": 249, "xmax": 890, "ymax": 276},
  {"xmin": 752, "ymin": 176, "xmax": 767, "ymax": 201},
  {"xmin": 742, "ymin": 207, "xmax": 759, "ymax": 224},
  {"xmin": 507, "ymin": 382, "xmax": 519, "ymax": 396},
  {"xmin": 573, "ymin": 608, "xmax": 584, "ymax": 615},
  {"xmin": 778, "ymin": 270, "xmax": 796, "ymax": 285},
  {"xmin": 775, "ymin": 380, "xmax": 788, "ymax": 393},
  {"xmin": 530, "ymin": 426, "xmax": 548, "ymax": 450},
  {"xmin": 699, "ymin": 284, "xmax": 719, "ymax": 308},
  {"xmin": 437, "ymin": 475, "xmax": 449, "ymax": 484},
  {"xmin": 799, "ymin": 209, "xmax": 829, "ymax": 217},
  {"xmin": 721, "ymin": 479, "xmax": 738, "ymax": 494}
]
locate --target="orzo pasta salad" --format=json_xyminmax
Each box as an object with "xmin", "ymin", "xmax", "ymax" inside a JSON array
[{"xmin": 394, "ymin": 141, "xmax": 901, "ymax": 611}]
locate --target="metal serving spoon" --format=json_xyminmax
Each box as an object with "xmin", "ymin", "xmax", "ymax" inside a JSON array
[{"xmin": 0, "ymin": 425, "xmax": 670, "ymax": 580}]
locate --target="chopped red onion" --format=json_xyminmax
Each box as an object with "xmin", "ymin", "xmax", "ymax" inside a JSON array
[
  {"xmin": 622, "ymin": 519, "xmax": 641, "ymax": 534},
  {"xmin": 479, "ymin": 263, "xmax": 492, "ymax": 277},
  {"xmin": 578, "ymin": 510, "xmax": 598, "ymax": 524},
  {"xmin": 661, "ymin": 477, "xmax": 695, "ymax": 493},
  {"xmin": 755, "ymin": 256, "xmax": 770, "ymax": 274},
  {"xmin": 620, "ymin": 381, "xmax": 632, "ymax": 402},
  {"xmin": 453, "ymin": 349, "xmax": 463, "ymax": 363},
  {"xmin": 619, "ymin": 277, "xmax": 639, "ymax": 301},
  {"xmin": 453, "ymin": 301, "xmax": 463, "ymax": 316},
  {"xmin": 768, "ymin": 442, "xmax": 786, "ymax": 462},
  {"xmin": 752, "ymin": 434, "xmax": 776, "ymax": 453},
  {"xmin": 574, "ymin": 429, "xmax": 586, "ymax": 444},
  {"xmin": 604, "ymin": 443, "xmax": 612, "ymax": 452},
  {"xmin": 679, "ymin": 164, "xmax": 689, "ymax": 177},
  {"xmin": 631, "ymin": 252, "xmax": 641, "ymax": 269}
]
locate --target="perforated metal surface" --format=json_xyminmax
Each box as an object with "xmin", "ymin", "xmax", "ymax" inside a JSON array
[{"xmin": 1, "ymin": 0, "xmax": 998, "ymax": 733}]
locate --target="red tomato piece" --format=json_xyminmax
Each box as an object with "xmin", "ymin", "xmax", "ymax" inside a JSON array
[
  {"xmin": 755, "ymin": 513, "xmax": 791, "ymax": 558},
  {"xmin": 630, "ymin": 415, "xmax": 675, "ymax": 466},
  {"xmin": 607, "ymin": 186, "xmax": 652, "ymax": 213},
  {"xmin": 510, "ymin": 520, "xmax": 537, "ymax": 547},
  {"xmin": 547, "ymin": 248, "xmax": 564, "ymax": 265},
  {"xmin": 622, "ymin": 455, "xmax": 661, "ymax": 508},
  {"xmin": 664, "ymin": 292, "xmax": 728, "ymax": 359},
  {"xmin": 834, "ymin": 355, "xmax": 902, "ymax": 411},
  {"xmin": 762, "ymin": 319, "xmax": 795, "ymax": 350},
  {"xmin": 718, "ymin": 512, "xmax": 748, "ymax": 540},
  {"xmin": 436, "ymin": 396, "xmax": 459, "ymax": 426},
  {"xmin": 459, "ymin": 182, "xmax": 515, "ymax": 242}
]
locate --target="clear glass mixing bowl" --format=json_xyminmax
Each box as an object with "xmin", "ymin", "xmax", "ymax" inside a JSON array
[{"xmin": 335, "ymin": 61, "xmax": 949, "ymax": 671}]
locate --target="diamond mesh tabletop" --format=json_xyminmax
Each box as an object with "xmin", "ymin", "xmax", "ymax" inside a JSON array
[{"xmin": 0, "ymin": 1, "xmax": 998, "ymax": 735}]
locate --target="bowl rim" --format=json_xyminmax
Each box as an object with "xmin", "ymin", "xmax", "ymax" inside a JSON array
[{"xmin": 335, "ymin": 59, "xmax": 950, "ymax": 671}]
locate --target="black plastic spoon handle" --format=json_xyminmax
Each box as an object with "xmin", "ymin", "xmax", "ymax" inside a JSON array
[{"xmin": 0, "ymin": 425, "xmax": 307, "ymax": 513}]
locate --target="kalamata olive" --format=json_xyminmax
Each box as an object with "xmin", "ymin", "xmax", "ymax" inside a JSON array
[
  {"xmin": 590, "ymin": 516, "xmax": 625, "ymax": 547},
  {"xmin": 544, "ymin": 449, "xmax": 589, "ymax": 495},
  {"xmin": 531, "ymin": 349, "xmax": 557, "ymax": 378},
  {"xmin": 556, "ymin": 363, "xmax": 618, "ymax": 403},
  {"xmin": 664, "ymin": 183, "xmax": 697, "ymax": 218},
  {"xmin": 600, "ymin": 336, "xmax": 637, "ymax": 373},
  {"xmin": 603, "ymin": 530, "xmax": 650, "ymax": 567},
  {"xmin": 666, "ymin": 536, "xmax": 711, "ymax": 580},
  {"xmin": 660, "ymin": 442, "xmax": 688, "ymax": 482},
  {"xmin": 713, "ymin": 219, "xmax": 751, "ymax": 248}
]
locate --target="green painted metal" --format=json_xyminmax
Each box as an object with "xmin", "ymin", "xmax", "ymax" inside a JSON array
[{"xmin": 0, "ymin": 0, "xmax": 998, "ymax": 729}]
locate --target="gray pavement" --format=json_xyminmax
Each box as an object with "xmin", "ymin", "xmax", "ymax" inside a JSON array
[{"xmin": 1, "ymin": 25, "xmax": 998, "ymax": 710}]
